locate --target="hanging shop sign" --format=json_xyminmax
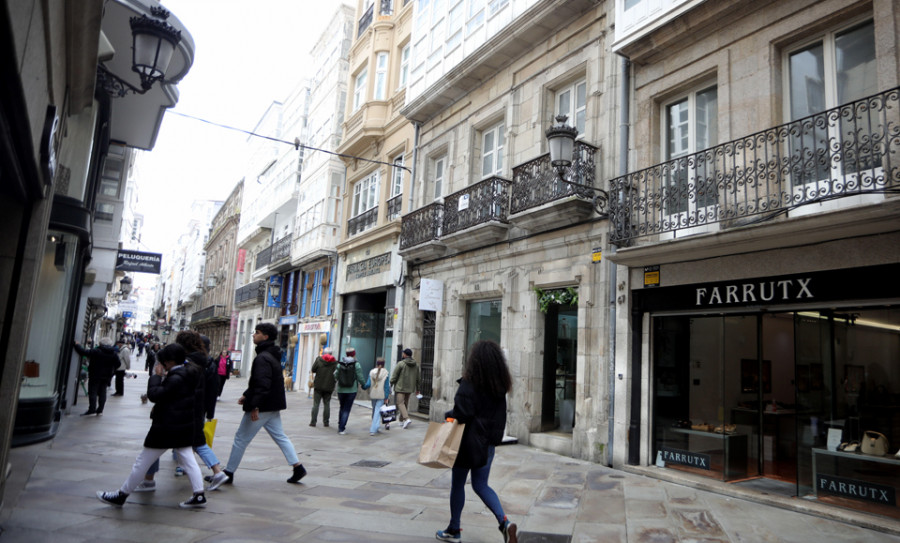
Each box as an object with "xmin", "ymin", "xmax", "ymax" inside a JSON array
[{"xmin": 115, "ymin": 250, "xmax": 162, "ymax": 274}]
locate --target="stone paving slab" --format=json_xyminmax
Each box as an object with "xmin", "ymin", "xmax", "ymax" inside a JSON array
[{"xmin": 1, "ymin": 360, "xmax": 899, "ymax": 542}]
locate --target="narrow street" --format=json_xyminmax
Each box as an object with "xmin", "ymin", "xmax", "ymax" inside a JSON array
[{"xmin": 1, "ymin": 365, "xmax": 898, "ymax": 542}]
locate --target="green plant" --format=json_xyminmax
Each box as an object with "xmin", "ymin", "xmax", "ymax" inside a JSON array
[{"xmin": 534, "ymin": 287, "xmax": 578, "ymax": 313}]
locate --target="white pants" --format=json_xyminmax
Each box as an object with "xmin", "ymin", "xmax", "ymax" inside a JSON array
[{"xmin": 121, "ymin": 446, "xmax": 203, "ymax": 495}]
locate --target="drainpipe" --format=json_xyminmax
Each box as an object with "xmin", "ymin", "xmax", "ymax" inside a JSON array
[{"xmin": 608, "ymin": 53, "xmax": 630, "ymax": 467}]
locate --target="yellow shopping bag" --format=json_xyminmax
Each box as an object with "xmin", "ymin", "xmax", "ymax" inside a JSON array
[{"xmin": 203, "ymin": 418, "xmax": 217, "ymax": 447}]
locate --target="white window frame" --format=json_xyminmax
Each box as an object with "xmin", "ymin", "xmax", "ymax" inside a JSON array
[
  {"xmin": 782, "ymin": 18, "xmax": 880, "ymax": 215},
  {"xmin": 399, "ymin": 44, "xmax": 410, "ymax": 89},
  {"xmin": 432, "ymin": 155, "xmax": 446, "ymax": 201},
  {"xmin": 352, "ymin": 171, "xmax": 379, "ymax": 216},
  {"xmin": 391, "ymin": 154, "xmax": 405, "ymax": 198},
  {"xmin": 375, "ymin": 52, "xmax": 389, "ymax": 100},
  {"xmin": 353, "ymin": 67, "xmax": 368, "ymax": 111},
  {"xmin": 466, "ymin": 0, "xmax": 484, "ymax": 36},
  {"xmin": 481, "ymin": 122, "xmax": 505, "ymax": 178},
  {"xmin": 661, "ymin": 84, "xmax": 718, "ymax": 226},
  {"xmin": 555, "ymin": 79, "xmax": 587, "ymax": 136},
  {"xmin": 447, "ymin": 1, "xmax": 464, "ymax": 51},
  {"xmin": 488, "ymin": 0, "xmax": 508, "ymax": 17}
]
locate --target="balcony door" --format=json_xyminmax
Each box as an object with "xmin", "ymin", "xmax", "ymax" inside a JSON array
[
  {"xmin": 786, "ymin": 19, "xmax": 880, "ymax": 214},
  {"xmin": 662, "ymin": 85, "xmax": 718, "ymax": 237}
]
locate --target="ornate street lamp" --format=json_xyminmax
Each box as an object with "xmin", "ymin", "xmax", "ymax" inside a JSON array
[
  {"xmin": 544, "ymin": 114, "xmax": 609, "ymax": 218},
  {"xmin": 119, "ymin": 276, "xmax": 133, "ymax": 297},
  {"xmin": 97, "ymin": 6, "xmax": 183, "ymax": 97}
]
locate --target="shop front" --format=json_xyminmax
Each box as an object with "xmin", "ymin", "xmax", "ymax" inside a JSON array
[{"xmin": 632, "ymin": 263, "xmax": 900, "ymax": 519}]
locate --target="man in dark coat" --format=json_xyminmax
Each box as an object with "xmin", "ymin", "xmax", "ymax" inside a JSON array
[
  {"xmin": 73, "ymin": 337, "xmax": 118, "ymax": 415},
  {"xmin": 96, "ymin": 344, "xmax": 208, "ymax": 508},
  {"xmin": 222, "ymin": 322, "xmax": 307, "ymax": 485}
]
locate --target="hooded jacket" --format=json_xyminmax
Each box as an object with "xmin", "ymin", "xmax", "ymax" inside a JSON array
[
  {"xmin": 242, "ymin": 340, "xmax": 287, "ymax": 413},
  {"xmin": 311, "ymin": 353, "xmax": 338, "ymax": 392},
  {"xmin": 390, "ymin": 356, "xmax": 419, "ymax": 394},
  {"xmin": 144, "ymin": 364, "xmax": 198, "ymax": 449}
]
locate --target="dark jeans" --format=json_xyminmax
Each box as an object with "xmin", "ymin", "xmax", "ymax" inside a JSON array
[
  {"xmin": 449, "ymin": 446, "xmax": 504, "ymax": 531},
  {"xmin": 114, "ymin": 370, "xmax": 126, "ymax": 395},
  {"xmin": 87, "ymin": 377, "xmax": 109, "ymax": 413},
  {"xmin": 218, "ymin": 375, "xmax": 228, "ymax": 396},
  {"xmin": 337, "ymin": 392, "xmax": 356, "ymax": 432},
  {"xmin": 311, "ymin": 389, "xmax": 333, "ymax": 425}
]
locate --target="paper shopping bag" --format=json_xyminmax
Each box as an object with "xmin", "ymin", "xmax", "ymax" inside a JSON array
[
  {"xmin": 203, "ymin": 419, "xmax": 217, "ymax": 448},
  {"xmin": 417, "ymin": 419, "xmax": 465, "ymax": 468},
  {"xmin": 380, "ymin": 404, "xmax": 397, "ymax": 424}
]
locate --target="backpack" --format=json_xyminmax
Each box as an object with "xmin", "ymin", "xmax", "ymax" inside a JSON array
[{"xmin": 337, "ymin": 361, "xmax": 357, "ymax": 387}]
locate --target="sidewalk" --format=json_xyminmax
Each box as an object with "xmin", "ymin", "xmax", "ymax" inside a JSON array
[{"xmin": 1, "ymin": 369, "xmax": 898, "ymax": 542}]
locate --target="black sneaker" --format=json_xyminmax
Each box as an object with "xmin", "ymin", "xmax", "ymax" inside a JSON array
[
  {"xmin": 222, "ymin": 469, "xmax": 234, "ymax": 484},
  {"xmin": 80, "ymin": 410, "xmax": 97, "ymax": 416},
  {"xmin": 287, "ymin": 464, "xmax": 307, "ymax": 484},
  {"xmin": 96, "ymin": 490, "xmax": 128, "ymax": 507},
  {"xmin": 500, "ymin": 519, "xmax": 518, "ymax": 543},
  {"xmin": 179, "ymin": 492, "xmax": 207, "ymax": 508}
]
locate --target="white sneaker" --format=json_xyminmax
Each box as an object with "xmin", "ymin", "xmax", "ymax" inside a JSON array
[
  {"xmin": 133, "ymin": 480, "xmax": 156, "ymax": 493},
  {"xmin": 339, "ymin": 430, "xmax": 346, "ymax": 435},
  {"xmin": 402, "ymin": 420, "xmax": 411, "ymax": 429},
  {"xmin": 207, "ymin": 471, "xmax": 228, "ymax": 491}
]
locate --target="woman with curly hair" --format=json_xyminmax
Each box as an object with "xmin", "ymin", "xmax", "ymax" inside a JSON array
[{"xmin": 436, "ymin": 340, "xmax": 517, "ymax": 543}]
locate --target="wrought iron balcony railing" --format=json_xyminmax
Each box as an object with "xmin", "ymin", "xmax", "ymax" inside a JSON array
[
  {"xmin": 358, "ymin": 3, "xmax": 373, "ymax": 37},
  {"xmin": 255, "ymin": 234, "xmax": 292, "ymax": 270},
  {"xmin": 400, "ymin": 201, "xmax": 443, "ymax": 250},
  {"xmin": 443, "ymin": 176, "xmax": 511, "ymax": 237},
  {"xmin": 348, "ymin": 206, "xmax": 378, "ymax": 237},
  {"xmin": 386, "ymin": 194, "xmax": 402, "ymax": 220},
  {"xmin": 511, "ymin": 141, "xmax": 598, "ymax": 214},
  {"xmin": 190, "ymin": 304, "xmax": 225, "ymax": 324},
  {"xmin": 234, "ymin": 280, "xmax": 265, "ymax": 305},
  {"xmin": 610, "ymin": 87, "xmax": 900, "ymax": 244}
]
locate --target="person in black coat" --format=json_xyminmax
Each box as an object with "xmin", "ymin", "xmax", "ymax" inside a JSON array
[
  {"xmin": 96, "ymin": 344, "xmax": 209, "ymax": 508},
  {"xmin": 73, "ymin": 337, "xmax": 118, "ymax": 416},
  {"xmin": 436, "ymin": 340, "xmax": 517, "ymax": 543},
  {"xmin": 221, "ymin": 322, "xmax": 307, "ymax": 485}
]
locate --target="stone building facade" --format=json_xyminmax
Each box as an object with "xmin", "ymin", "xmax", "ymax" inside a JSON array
[{"xmin": 398, "ymin": 0, "xmax": 618, "ymax": 461}]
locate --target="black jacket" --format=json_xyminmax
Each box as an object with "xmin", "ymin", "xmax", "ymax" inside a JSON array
[
  {"xmin": 73, "ymin": 344, "xmax": 118, "ymax": 381},
  {"xmin": 184, "ymin": 351, "xmax": 216, "ymax": 447},
  {"xmin": 447, "ymin": 378, "xmax": 507, "ymax": 469},
  {"xmin": 242, "ymin": 340, "xmax": 286, "ymax": 413},
  {"xmin": 144, "ymin": 365, "xmax": 198, "ymax": 449}
]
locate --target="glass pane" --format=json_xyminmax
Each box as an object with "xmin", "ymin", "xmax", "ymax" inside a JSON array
[
  {"xmin": 793, "ymin": 312, "xmax": 831, "ymax": 498},
  {"xmin": 666, "ymin": 99, "xmax": 689, "ymax": 159},
  {"xmin": 558, "ymin": 89, "xmax": 571, "ymax": 119},
  {"xmin": 835, "ymin": 22, "xmax": 876, "ymax": 104},
  {"xmin": 695, "ymin": 87, "xmax": 717, "ymax": 150},
  {"xmin": 789, "ymin": 43, "xmax": 825, "ymax": 119},
  {"xmin": 465, "ymin": 299, "xmax": 502, "ymax": 352}
]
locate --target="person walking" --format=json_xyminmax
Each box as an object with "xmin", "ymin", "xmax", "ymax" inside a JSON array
[
  {"xmin": 367, "ymin": 358, "xmax": 391, "ymax": 435},
  {"xmin": 435, "ymin": 340, "xmax": 517, "ymax": 543},
  {"xmin": 215, "ymin": 349, "xmax": 233, "ymax": 397},
  {"xmin": 144, "ymin": 342, "xmax": 157, "ymax": 373},
  {"xmin": 334, "ymin": 347, "xmax": 368, "ymax": 435},
  {"xmin": 73, "ymin": 337, "xmax": 118, "ymax": 416},
  {"xmin": 309, "ymin": 347, "xmax": 337, "ymax": 427},
  {"xmin": 112, "ymin": 339, "xmax": 132, "ymax": 396},
  {"xmin": 221, "ymin": 323, "xmax": 307, "ymax": 485},
  {"xmin": 390, "ymin": 348, "xmax": 419, "ymax": 429},
  {"xmin": 96, "ymin": 343, "xmax": 209, "ymax": 509}
]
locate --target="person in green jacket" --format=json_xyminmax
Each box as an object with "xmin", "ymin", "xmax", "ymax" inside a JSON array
[
  {"xmin": 390, "ymin": 348, "xmax": 419, "ymax": 429},
  {"xmin": 333, "ymin": 347, "xmax": 368, "ymax": 434},
  {"xmin": 309, "ymin": 347, "xmax": 338, "ymax": 427}
]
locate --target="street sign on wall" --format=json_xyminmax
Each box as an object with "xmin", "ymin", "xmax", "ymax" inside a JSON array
[{"xmin": 115, "ymin": 250, "xmax": 162, "ymax": 274}]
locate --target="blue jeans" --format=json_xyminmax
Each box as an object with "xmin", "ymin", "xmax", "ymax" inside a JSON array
[
  {"xmin": 225, "ymin": 410, "xmax": 299, "ymax": 472},
  {"xmin": 449, "ymin": 446, "xmax": 504, "ymax": 531},
  {"xmin": 370, "ymin": 399, "xmax": 384, "ymax": 433},
  {"xmin": 337, "ymin": 392, "xmax": 357, "ymax": 432}
]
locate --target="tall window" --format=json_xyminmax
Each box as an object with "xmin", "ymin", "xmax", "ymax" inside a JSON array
[
  {"xmin": 786, "ymin": 20, "xmax": 876, "ymax": 186},
  {"xmin": 432, "ymin": 155, "xmax": 446, "ymax": 200},
  {"xmin": 353, "ymin": 67, "xmax": 368, "ymax": 111},
  {"xmin": 391, "ymin": 154, "xmax": 404, "ymax": 197},
  {"xmin": 488, "ymin": 0, "xmax": 508, "ymax": 16},
  {"xmin": 467, "ymin": 0, "xmax": 484, "ymax": 35},
  {"xmin": 375, "ymin": 52, "xmax": 389, "ymax": 100},
  {"xmin": 447, "ymin": 1, "xmax": 464, "ymax": 50},
  {"xmin": 481, "ymin": 122, "xmax": 505, "ymax": 178},
  {"xmin": 556, "ymin": 79, "xmax": 587, "ymax": 135},
  {"xmin": 663, "ymin": 86, "xmax": 718, "ymax": 216},
  {"xmin": 399, "ymin": 44, "xmax": 410, "ymax": 88},
  {"xmin": 353, "ymin": 171, "xmax": 379, "ymax": 216}
]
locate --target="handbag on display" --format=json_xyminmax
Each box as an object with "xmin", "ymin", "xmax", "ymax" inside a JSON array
[{"xmin": 860, "ymin": 430, "xmax": 889, "ymax": 456}]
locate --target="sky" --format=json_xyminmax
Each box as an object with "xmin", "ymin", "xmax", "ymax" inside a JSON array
[{"xmin": 135, "ymin": 0, "xmax": 352, "ymax": 255}]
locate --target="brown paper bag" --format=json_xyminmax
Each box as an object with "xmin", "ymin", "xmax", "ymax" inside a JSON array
[{"xmin": 418, "ymin": 420, "xmax": 465, "ymax": 468}]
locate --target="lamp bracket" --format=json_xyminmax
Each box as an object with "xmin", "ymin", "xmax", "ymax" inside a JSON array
[{"xmin": 97, "ymin": 64, "xmax": 148, "ymax": 97}]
